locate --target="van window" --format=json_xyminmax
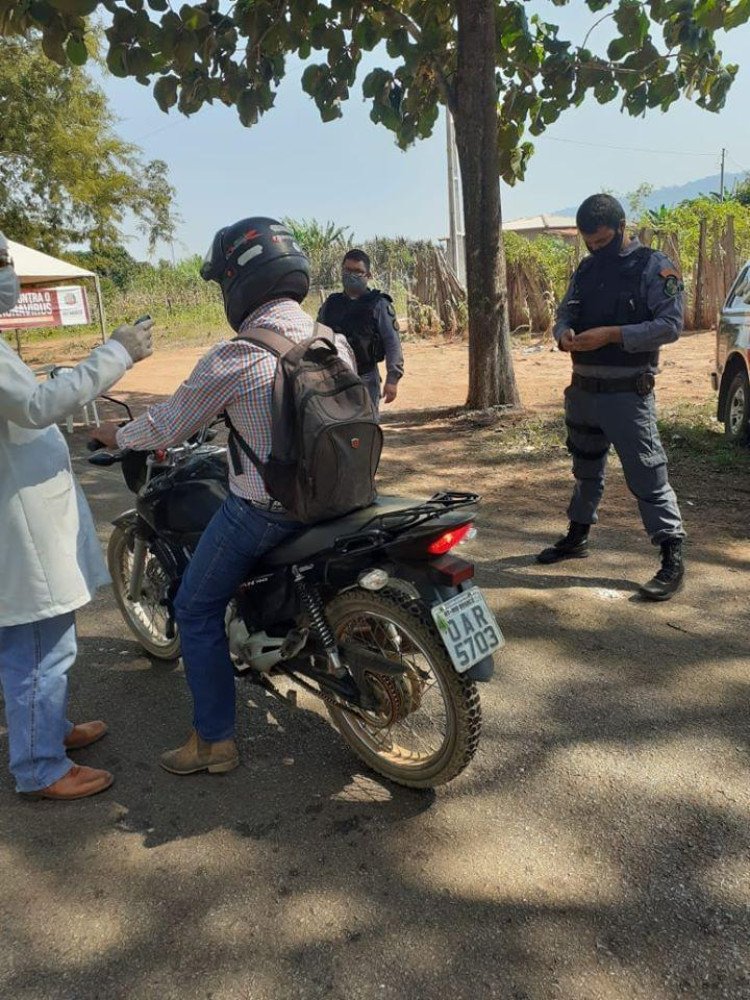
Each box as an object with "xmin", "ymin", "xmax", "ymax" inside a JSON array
[{"xmin": 728, "ymin": 266, "xmax": 750, "ymax": 308}]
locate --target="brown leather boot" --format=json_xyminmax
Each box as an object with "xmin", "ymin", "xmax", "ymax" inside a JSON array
[
  {"xmin": 160, "ymin": 731, "xmax": 239, "ymax": 775},
  {"xmin": 64, "ymin": 720, "xmax": 108, "ymax": 750},
  {"xmin": 22, "ymin": 765, "xmax": 114, "ymax": 801}
]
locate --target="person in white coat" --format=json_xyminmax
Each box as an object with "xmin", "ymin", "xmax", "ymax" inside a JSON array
[{"xmin": 0, "ymin": 233, "xmax": 153, "ymax": 800}]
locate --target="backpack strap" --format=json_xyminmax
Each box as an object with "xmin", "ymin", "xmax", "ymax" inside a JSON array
[
  {"xmin": 223, "ymin": 326, "xmax": 290, "ymax": 477},
  {"xmin": 224, "ymin": 410, "xmax": 265, "ymax": 478},
  {"xmin": 224, "ymin": 323, "xmax": 339, "ymax": 477},
  {"xmin": 237, "ymin": 323, "xmax": 337, "ymax": 359},
  {"xmin": 234, "ymin": 325, "xmax": 294, "ymax": 357}
]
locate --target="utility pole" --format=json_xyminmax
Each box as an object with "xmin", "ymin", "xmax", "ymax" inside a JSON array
[
  {"xmin": 720, "ymin": 147, "xmax": 726, "ymax": 202},
  {"xmin": 446, "ymin": 111, "xmax": 466, "ymax": 288}
]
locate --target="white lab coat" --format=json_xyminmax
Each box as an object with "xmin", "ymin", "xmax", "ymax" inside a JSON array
[{"xmin": 0, "ymin": 338, "xmax": 132, "ymax": 627}]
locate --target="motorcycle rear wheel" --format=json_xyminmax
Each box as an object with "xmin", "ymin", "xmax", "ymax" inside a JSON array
[
  {"xmin": 326, "ymin": 588, "xmax": 482, "ymax": 788},
  {"xmin": 108, "ymin": 526, "xmax": 181, "ymax": 661}
]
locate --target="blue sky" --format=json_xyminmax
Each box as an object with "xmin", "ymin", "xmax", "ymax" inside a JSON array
[{"xmin": 97, "ymin": 4, "xmax": 750, "ymax": 261}]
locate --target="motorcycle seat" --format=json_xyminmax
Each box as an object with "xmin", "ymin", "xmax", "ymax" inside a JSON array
[{"xmin": 261, "ymin": 495, "xmax": 422, "ymax": 567}]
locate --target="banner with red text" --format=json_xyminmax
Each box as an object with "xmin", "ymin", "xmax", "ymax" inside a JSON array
[{"xmin": 0, "ymin": 286, "xmax": 91, "ymax": 330}]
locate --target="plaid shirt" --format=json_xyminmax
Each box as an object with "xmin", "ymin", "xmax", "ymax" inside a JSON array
[{"xmin": 117, "ymin": 300, "xmax": 355, "ymax": 503}]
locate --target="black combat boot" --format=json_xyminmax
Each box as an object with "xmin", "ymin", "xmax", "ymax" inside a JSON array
[
  {"xmin": 639, "ymin": 538, "xmax": 685, "ymax": 601},
  {"xmin": 536, "ymin": 522, "xmax": 591, "ymax": 565}
]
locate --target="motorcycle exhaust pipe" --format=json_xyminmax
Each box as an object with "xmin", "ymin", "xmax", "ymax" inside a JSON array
[{"xmin": 127, "ymin": 536, "xmax": 148, "ymax": 602}]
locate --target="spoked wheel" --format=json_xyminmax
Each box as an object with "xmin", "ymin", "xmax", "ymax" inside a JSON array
[
  {"xmin": 107, "ymin": 526, "xmax": 181, "ymax": 660},
  {"xmin": 326, "ymin": 589, "xmax": 482, "ymax": 788}
]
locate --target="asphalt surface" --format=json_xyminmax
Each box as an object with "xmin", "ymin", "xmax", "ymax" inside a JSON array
[{"xmin": 0, "ymin": 417, "xmax": 749, "ymax": 1000}]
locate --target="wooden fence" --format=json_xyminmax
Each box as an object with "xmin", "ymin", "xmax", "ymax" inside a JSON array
[{"xmin": 638, "ymin": 219, "xmax": 738, "ymax": 330}]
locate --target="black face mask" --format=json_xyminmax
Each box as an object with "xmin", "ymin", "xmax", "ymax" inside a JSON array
[{"xmin": 591, "ymin": 229, "xmax": 624, "ymax": 259}]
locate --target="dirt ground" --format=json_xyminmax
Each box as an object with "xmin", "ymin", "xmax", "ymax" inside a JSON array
[
  {"xmin": 28, "ymin": 324, "xmax": 716, "ymax": 414},
  {"xmin": 1, "ymin": 330, "xmax": 749, "ymax": 1000}
]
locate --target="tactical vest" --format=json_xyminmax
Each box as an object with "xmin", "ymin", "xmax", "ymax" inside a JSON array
[
  {"xmin": 321, "ymin": 290, "xmax": 387, "ymax": 374},
  {"xmin": 569, "ymin": 246, "xmax": 657, "ymax": 368}
]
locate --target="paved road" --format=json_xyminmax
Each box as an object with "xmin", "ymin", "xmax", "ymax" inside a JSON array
[{"xmin": 1, "ymin": 416, "xmax": 748, "ymax": 1000}]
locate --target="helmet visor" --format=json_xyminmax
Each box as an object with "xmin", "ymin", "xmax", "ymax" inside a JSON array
[{"xmin": 200, "ymin": 231, "xmax": 223, "ymax": 282}]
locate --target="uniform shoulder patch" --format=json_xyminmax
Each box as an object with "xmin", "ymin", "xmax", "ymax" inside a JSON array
[
  {"xmin": 659, "ymin": 267, "xmax": 680, "ymax": 280},
  {"xmin": 663, "ymin": 274, "xmax": 683, "ymax": 297}
]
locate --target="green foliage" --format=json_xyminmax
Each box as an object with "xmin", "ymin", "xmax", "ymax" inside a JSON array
[
  {"xmin": 503, "ymin": 231, "xmax": 575, "ymax": 300},
  {"xmin": 637, "ymin": 197, "xmax": 750, "ymax": 270},
  {"xmin": 282, "ymin": 217, "xmax": 423, "ymax": 299},
  {"xmin": 645, "ymin": 204, "xmax": 673, "ymax": 231},
  {"xmin": 4, "ymin": 1, "xmax": 747, "ymax": 186},
  {"xmin": 625, "ymin": 182, "xmax": 655, "ymax": 219},
  {"xmin": 731, "ymin": 174, "xmax": 750, "ymax": 207},
  {"xmin": 67, "ymin": 243, "xmax": 141, "ymax": 291},
  {"xmin": 282, "ymin": 217, "xmax": 352, "ymax": 288},
  {"xmin": 0, "ymin": 35, "xmax": 179, "ymax": 254}
]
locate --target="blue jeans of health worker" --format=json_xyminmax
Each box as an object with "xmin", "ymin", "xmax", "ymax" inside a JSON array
[
  {"xmin": 173, "ymin": 492, "xmax": 301, "ymax": 743},
  {"xmin": 0, "ymin": 612, "xmax": 76, "ymax": 793}
]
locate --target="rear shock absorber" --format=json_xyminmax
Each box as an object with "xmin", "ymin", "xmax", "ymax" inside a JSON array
[{"xmin": 292, "ymin": 566, "xmax": 345, "ymax": 677}]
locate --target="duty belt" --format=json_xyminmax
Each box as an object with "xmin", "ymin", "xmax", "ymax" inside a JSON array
[{"xmin": 571, "ymin": 371, "xmax": 655, "ymax": 396}]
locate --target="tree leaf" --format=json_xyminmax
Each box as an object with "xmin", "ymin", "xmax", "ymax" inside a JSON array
[
  {"xmin": 607, "ymin": 36, "xmax": 631, "ymax": 61},
  {"xmin": 237, "ymin": 87, "xmax": 258, "ymax": 125},
  {"xmin": 66, "ymin": 34, "xmax": 88, "ymax": 65},
  {"xmin": 106, "ymin": 42, "xmax": 129, "ymax": 77},
  {"xmin": 41, "ymin": 25, "xmax": 68, "ymax": 65},
  {"xmin": 153, "ymin": 73, "xmax": 178, "ymax": 110},
  {"xmin": 180, "ymin": 4, "xmax": 209, "ymax": 31},
  {"xmin": 725, "ymin": 0, "xmax": 750, "ymax": 28},
  {"xmin": 49, "ymin": 0, "xmax": 99, "ymax": 15}
]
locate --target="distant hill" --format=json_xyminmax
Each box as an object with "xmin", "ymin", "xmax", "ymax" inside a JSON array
[{"xmin": 555, "ymin": 172, "xmax": 744, "ymax": 215}]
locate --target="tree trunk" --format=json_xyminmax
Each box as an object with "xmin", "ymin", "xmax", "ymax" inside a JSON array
[{"xmin": 454, "ymin": 0, "xmax": 520, "ymax": 409}]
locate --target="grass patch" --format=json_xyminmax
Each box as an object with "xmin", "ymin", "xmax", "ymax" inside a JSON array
[
  {"xmin": 493, "ymin": 414, "xmax": 566, "ymax": 460},
  {"xmin": 476, "ymin": 400, "xmax": 750, "ymax": 479},
  {"xmin": 659, "ymin": 401, "xmax": 750, "ymax": 475}
]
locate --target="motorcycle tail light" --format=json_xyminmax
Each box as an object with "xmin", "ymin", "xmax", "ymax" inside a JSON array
[{"xmin": 426, "ymin": 523, "xmax": 475, "ymax": 555}]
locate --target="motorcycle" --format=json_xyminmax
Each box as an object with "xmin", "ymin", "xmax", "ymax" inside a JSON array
[{"xmin": 90, "ymin": 400, "xmax": 504, "ymax": 788}]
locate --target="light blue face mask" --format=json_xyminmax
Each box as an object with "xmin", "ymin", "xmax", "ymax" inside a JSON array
[{"xmin": 0, "ymin": 264, "xmax": 20, "ymax": 315}]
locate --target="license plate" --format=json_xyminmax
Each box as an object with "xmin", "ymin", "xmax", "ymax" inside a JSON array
[{"xmin": 431, "ymin": 588, "xmax": 504, "ymax": 674}]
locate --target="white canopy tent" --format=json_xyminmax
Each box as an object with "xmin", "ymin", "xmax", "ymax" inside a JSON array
[{"xmin": 7, "ymin": 238, "xmax": 107, "ymax": 345}]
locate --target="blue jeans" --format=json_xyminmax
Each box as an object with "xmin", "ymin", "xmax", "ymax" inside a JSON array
[
  {"xmin": 174, "ymin": 493, "xmax": 301, "ymax": 742},
  {"xmin": 0, "ymin": 612, "xmax": 76, "ymax": 793}
]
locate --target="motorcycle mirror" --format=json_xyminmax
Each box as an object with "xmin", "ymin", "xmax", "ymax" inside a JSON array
[{"xmin": 98, "ymin": 394, "xmax": 134, "ymax": 421}]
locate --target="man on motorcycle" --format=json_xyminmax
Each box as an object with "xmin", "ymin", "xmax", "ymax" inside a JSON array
[{"xmin": 95, "ymin": 218, "xmax": 355, "ymax": 776}]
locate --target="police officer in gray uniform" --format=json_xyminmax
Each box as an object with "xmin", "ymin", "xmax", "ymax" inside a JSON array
[
  {"xmin": 318, "ymin": 249, "xmax": 404, "ymax": 414},
  {"xmin": 537, "ymin": 194, "xmax": 686, "ymax": 601}
]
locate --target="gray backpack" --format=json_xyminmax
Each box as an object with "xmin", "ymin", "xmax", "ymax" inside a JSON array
[{"xmin": 225, "ymin": 325, "xmax": 383, "ymax": 524}]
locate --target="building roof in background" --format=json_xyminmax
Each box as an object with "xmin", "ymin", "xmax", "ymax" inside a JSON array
[
  {"xmin": 7, "ymin": 239, "xmax": 94, "ymax": 284},
  {"xmin": 503, "ymin": 214, "xmax": 577, "ymax": 232}
]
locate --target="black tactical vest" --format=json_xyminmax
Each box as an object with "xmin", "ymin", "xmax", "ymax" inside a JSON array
[
  {"xmin": 320, "ymin": 290, "xmax": 387, "ymax": 374},
  {"xmin": 569, "ymin": 246, "xmax": 657, "ymax": 368}
]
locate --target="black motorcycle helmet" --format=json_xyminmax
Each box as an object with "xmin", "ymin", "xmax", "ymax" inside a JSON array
[{"xmin": 200, "ymin": 217, "xmax": 311, "ymax": 331}]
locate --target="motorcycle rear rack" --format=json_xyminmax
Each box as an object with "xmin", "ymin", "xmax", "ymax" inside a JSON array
[{"xmin": 331, "ymin": 492, "xmax": 480, "ymax": 554}]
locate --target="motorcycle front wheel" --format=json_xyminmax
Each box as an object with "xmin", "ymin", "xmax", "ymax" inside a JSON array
[
  {"xmin": 107, "ymin": 526, "xmax": 181, "ymax": 661},
  {"xmin": 325, "ymin": 588, "xmax": 482, "ymax": 788}
]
